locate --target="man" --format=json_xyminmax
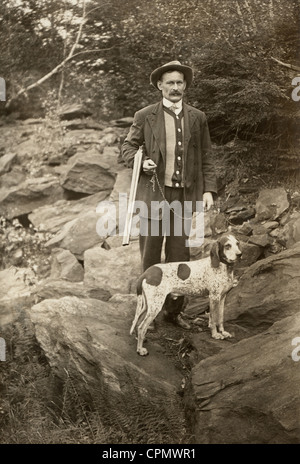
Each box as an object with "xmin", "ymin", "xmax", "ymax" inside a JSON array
[{"xmin": 122, "ymin": 61, "xmax": 217, "ymax": 329}]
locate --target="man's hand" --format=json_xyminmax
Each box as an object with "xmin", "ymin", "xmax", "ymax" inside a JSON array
[
  {"xmin": 203, "ymin": 192, "xmax": 214, "ymax": 211},
  {"xmin": 143, "ymin": 159, "xmax": 157, "ymax": 175}
]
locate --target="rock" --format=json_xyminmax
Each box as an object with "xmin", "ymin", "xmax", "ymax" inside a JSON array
[
  {"xmin": 58, "ymin": 103, "xmax": 93, "ymax": 120},
  {"xmin": 227, "ymin": 207, "xmax": 256, "ymax": 225},
  {"xmin": 28, "ymin": 191, "xmax": 110, "ymax": 234},
  {"xmin": 225, "ymin": 242, "xmax": 300, "ymax": 327},
  {"xmin": 248, "ymin": 234, "xmax": 271, "ymax": 247},
  {"xmin": 190, "ymin": 238, "xmax": 215, "ymax": 260},
  {"xmin": 0, "ymin": 167, "xmax": 26, "ymax": 188},
  {"xmin": 33, "ymin": 279, "xmax": 111, "ymax": 302},
  {"xmin": 30, "ymin": 296, "xmax": 182, "ymax": 405},
  {"xmin": 12, "ymin": 138, "xmax": 41, "ymax": 160},
  {"xmin": 50, "ymin": 249, "xmax": 84, "ymax": 282},
  {"xmin": 210, "ymin": 212, "xmax": 227, "ymax": 235},
  {"xmin": 99, "ymin": 132, "xmax": 118, "ymax": 146},
  {"xmin": 60, "ymin": 152, "xmax": 117, "ymax": 194},
  {"xmin": 11, "ymin": 248, "xmax": 23, "ymax": 266},
  {"xmin": 238, "ymin": 222, "xmax": 253, "ymax": 236},
  {"xmin": 276, "ymin": 214, "xmax": 300, "ymax": 248},
  {"xmin": 61, "ymin": 119, "xmax": 104, "ymax": 131},
  {"xmin": 45, "ymin": 210, "xmax": 106, "ymax": 259},
  {"xmin": 109, "ymin": 167, "xmax": 132, "ymax": 202},
  {"xmin": 262, "ymin": 221, "xmax": 279, "ymax": 230},
  {"xmin": 235, "ymin": 241, "xmax": 263, "ymax": 269},
  {"xmin": 0, "ymin": 267, "xmax": 35, "ymax": 326},
  {"xmin": 0, "ymin": 153, "xmax": 17, "ymax": 175},
  {"xmin": 251, "ymin": 224, "xmax": 270, "ymax": 235},
  {"xmin": 185, "ymin": 313, "xmax": 300, "ymax": 444},
  {"xmin": 83, "ymin": 242, "xmax": 141, "ymax": 294},
  {"xmin": 255, "ymin": 188, "xmax": 289, "ymax": 221},
  {"xmin": 63, "ymin": 128, "xmax": 103, "ymax": 149},
  {"xmin": 0, "ymin": 176, "xmax": 64, "ymax": 219}
]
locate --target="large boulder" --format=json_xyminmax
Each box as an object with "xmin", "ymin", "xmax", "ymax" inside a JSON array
[
  {"xmin": 58, "ymin": 103, "xmax": 93, "ymax": 120},
  {"xmin": 60, "ymin": 151, "xmax": 118, "ymax": 194},
  {"xmin": 30, "ymin": 295, "xmax": 182, "ymax": 404},
  {"xmin": 83, "ymin": 242, "xmax": 141, "ymax": 294},
  {"xmin": 255, "ymin": 188, "xmax": 289, "ymax": 221},
  {"xmin": 33, "ymin": 278, "xmax": 111, "ymax": 302},
  {"xmin": 45, "ymin": 210, "xmax": 106, "ymax": 259},
  {"xmin": 28, "ymin": 190, "xmax": 110, "ymax": 234},
  {"xmin": 185, "ymin": 313, "xmax": 300, "ymax": 444},
  {"xmin": 225, "ymin": 242, "xmax": 300, "ymax": 327},
  {"xmin": 50, "ymin": 249, "xmax": 84, "ymax": 282},
  {"xmin": 0, "ymin": 176, "xmax": 64, "ymax": 219}
]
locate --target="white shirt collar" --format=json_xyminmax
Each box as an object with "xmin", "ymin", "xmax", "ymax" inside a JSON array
[{"xmin": 163, "ymin": 98, "xmax": 183, "ymax": 114}]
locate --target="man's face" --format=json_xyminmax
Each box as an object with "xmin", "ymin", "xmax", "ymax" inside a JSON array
[{"xmin": 157, "ymin": 71, "xmax": 186, "ymax": 103}]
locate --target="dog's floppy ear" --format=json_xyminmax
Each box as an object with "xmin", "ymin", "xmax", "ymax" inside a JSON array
[{"xmin": 210, "ymin": 241, "xmax": 220, "ymax": 268}]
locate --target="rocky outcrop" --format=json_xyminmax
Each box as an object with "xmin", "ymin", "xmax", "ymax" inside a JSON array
[
  {"xmin": 0, "ymin": 176, "xmax": 64, "ymax": 219},
  {"xmin": 83, "ymin": 241, "xmax": 141, "ymax": 294},
  {"xmin": 185, "ymin": 313, "xmax": 300, "ymax": 444},
  {"xmin": 58, "ymin": 103, "xmax": 93, "ymax": 120},
  {"xmin": 60, "ymin": 152, "xmax": 117, "ymax": 194},
  {"xmin": 255, "ymin": 187, "xmax": 289, "ymax": 221},
  {"xmin": 45, "ymin": 210, "xmax": 106, "ymax": 259},
  {"xmin": 33, "ymin": 279, "xmax": 111, "ymax": 302},
  {"xmin": 224, "ymin": 242, "xmax": 300, "ymax": 327},
  {"xmin": 50, "ymin": 249, "xmax": 84, "ymax": 282},
  {"xmin": 30, "ymin": 296, "xmax": 182, "ymax": 402},
  {"xmin": 28, "ymin": 190, "xmax": 110, "ymax": 234}
]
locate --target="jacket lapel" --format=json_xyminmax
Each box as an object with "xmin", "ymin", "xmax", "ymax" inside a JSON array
[{"xmin": 146, "ymin": 101, "xmax": 166, "ymax": 163}]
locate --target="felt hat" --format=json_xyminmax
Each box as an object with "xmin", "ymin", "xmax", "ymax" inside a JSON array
[{"xmin": 150, "ymin": 61, "xmax": 194, "ymax": 90}]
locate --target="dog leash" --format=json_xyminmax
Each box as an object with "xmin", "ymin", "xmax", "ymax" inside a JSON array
[{"xmin": 150, "ymin": 170, "xmax": 218, "ymax": 220}]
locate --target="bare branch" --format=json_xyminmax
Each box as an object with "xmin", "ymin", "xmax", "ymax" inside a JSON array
[
  {"xmin": 271, "ymin": 56, "xmax": 300, "ymax": 72},
  {"xmin": 5, "ymin": 0, "xmax": 112, "ymax": 109},
  {"xmin": 70, "ymin": 46, "xmax": 115, "ymax": 60}
]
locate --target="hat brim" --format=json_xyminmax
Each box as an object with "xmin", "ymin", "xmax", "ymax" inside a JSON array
[{"xmin": 150, "ymin": 64, "xmax": 193, "ymax": 90}]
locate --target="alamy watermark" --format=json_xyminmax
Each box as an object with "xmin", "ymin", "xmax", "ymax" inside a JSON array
[
  {"xmin": 96, "ymin": 194, "xmax": 205, "ymax": 247},
  {"xmin": 0, "ymin": 337, "xmax": 5, "ymax": 361},
  {"xmin": 0, "ymin": 78, "xmax": 6, "ymax": 101},
  {"xmin": 291, "ymin": 337, "xmax": 300, "ymax": 362},
  {"xmin": 291, "ymin": 77, "xmax": 300, "ymax": 102}
]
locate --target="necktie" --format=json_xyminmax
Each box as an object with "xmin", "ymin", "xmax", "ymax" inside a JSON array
[{"xmin": 170, "ymin": 104, "xmax": 178, "ymax": 113}]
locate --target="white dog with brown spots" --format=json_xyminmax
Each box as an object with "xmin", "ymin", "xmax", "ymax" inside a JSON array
[{"xmin": 130, "ymin": 234, "xmax": 242, "ymax": 356}]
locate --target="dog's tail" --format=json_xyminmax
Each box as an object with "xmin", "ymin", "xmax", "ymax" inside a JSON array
[{"xmin": 130, "ymin": 291, "xmax": 146, "ymax": 335}]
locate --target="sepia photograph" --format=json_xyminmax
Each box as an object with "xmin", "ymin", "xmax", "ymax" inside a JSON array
[{"xmin": 0, "ymin": 0, "xmax": 299, "ymax": 448}]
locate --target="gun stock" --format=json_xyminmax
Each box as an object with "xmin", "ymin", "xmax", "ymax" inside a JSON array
[{"xmin": 122, "ymin": 147, "xmax": 143, "ymax": 246}]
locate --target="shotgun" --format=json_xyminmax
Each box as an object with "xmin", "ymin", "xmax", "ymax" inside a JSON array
[{"xmin": 122, "ymin": 146, "xmax": 143, "ymax": 246}]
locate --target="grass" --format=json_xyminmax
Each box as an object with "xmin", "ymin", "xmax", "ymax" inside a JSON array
[{"xmin": 0, "ymin": 317, "xmax": 190, "ymax": 444}]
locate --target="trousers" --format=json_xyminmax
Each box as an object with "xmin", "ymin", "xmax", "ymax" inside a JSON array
[{"xmin": 139, "ymin": 186, "xmax": 192, "ymax": 318}]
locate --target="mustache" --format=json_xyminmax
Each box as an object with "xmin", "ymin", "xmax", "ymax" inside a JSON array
[{"xmin": 170, "ymin": 91, "xmax": 182, "ymax": 95}]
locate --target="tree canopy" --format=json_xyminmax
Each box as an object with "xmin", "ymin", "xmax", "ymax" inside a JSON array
[{"xmin": 0, "ymin": 0, "xmax": 299, "ymax": 180}]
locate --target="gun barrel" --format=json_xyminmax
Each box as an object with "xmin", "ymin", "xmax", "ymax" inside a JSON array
[{"xmin": 122, "ymin": 147, "xmax": 143, "ymax": 246}]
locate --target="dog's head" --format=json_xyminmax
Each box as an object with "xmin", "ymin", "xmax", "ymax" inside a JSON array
[{"xmin": 210, "ymin": 234, "xmax": 242, "ymax": 268}]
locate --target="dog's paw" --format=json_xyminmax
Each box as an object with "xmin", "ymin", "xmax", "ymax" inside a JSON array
[
  {"xmin": 212, "ymin": 332, "xmax": 224, "ymax": 340},
  {"xmin": 221, "ymin": 330, "xmax": 232, "ymax": 339},
  {"xmin": 137, "ymin": 347, "xmax": 149, "ymax": 356}
]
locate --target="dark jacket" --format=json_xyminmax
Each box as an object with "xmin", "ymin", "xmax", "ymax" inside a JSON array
[{"xmin": 122, "ymin": 101, "xmax": 217, "ymax": 217}]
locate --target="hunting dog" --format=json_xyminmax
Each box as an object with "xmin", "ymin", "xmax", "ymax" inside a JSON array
[{"xmin": 130, "ymin": 234, "xmax": 242, "ymax": 356}]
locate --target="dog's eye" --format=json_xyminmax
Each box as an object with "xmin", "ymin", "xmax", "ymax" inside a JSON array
[{"xmin": 225, "ymin": 244, "xmax": 231, "ymax": 250}]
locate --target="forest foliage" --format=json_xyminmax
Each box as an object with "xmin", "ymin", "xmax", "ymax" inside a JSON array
[{"xmin": 0, "ymin": 0, "xmax": 299, "ymax": 179}]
